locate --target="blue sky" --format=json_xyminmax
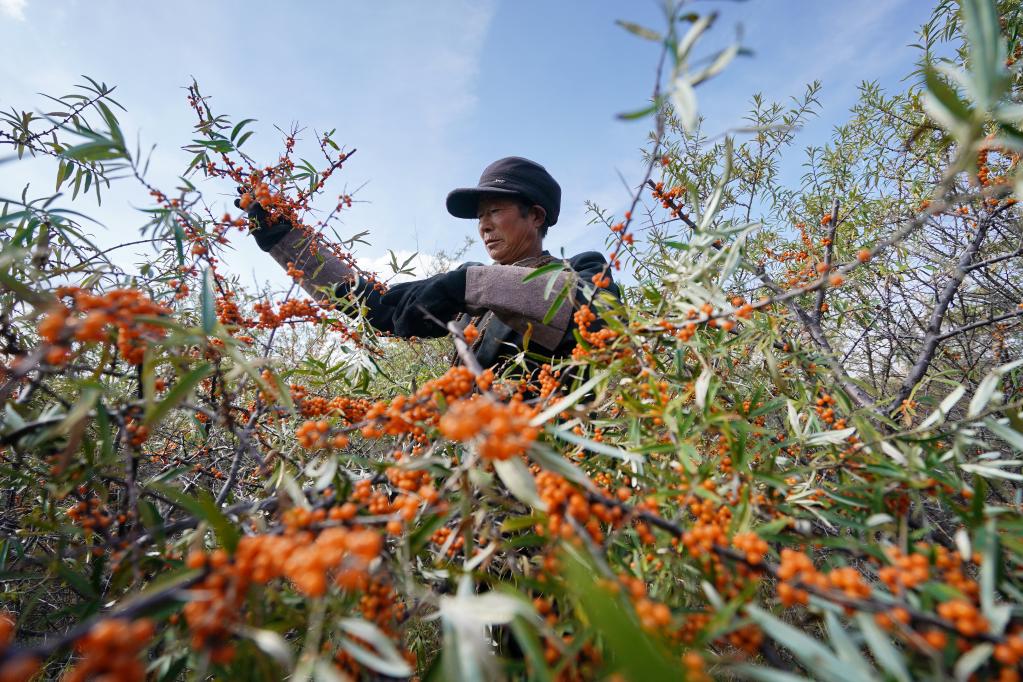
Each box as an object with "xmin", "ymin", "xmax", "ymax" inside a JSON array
[{"xmin": 1, "ymin": 0, "xmax": 936, "ymax": 290}]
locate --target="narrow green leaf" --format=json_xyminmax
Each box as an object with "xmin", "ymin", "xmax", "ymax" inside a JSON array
[
  {"xmin": 615, "ymin": 20, "xmax": 663, "ymax": 42},
  {"xmin": 148, "ymin": 483, "xmax": 240, "ymax": 552},
  {"xmin": 200, "ymin": 267, "xmax": 216, "ymax": 334},
  {"xmin": 855, "ymin": 613, "xmax": 911, "ymax": 682},
  {"xmin": 144, "ymin": 364, "xmax": 213, "ymax": 427},
  {"xmin": 230, "ymin": 118, "xmax": 257, "ymax": 142},
  {"xmin": 746, "ymin": 605, "xmax": 850, "ymax": 682},
  {"xmin": 522, "ymin": 261, "xmax": 564, "ymax": 283}
]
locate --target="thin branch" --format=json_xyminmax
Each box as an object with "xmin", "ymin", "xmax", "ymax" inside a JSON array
[{"xmin": 892, "ymin": 217, "xmax": 992, "ymax": 410}]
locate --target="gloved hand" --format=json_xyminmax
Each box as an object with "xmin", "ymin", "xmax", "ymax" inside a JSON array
[
  {"xmin": 235, "ymin": 191, "xmax": 293, "ymax": 252},
  {"xmin": 383, "ymin": 268, "xmax": 468, "ymax": 337}
]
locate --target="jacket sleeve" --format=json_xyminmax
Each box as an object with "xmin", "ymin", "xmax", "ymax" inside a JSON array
[
  {"xmin": 463, "ymin": 251, "xmax": 620, "ymax": 352},
  {"xmin": 267, "ymin": 229, "xmax": 355, "ymax": 302},
  {"xmin": 266, "ymin": 229, "xmax": 409, "ymax": 334}
]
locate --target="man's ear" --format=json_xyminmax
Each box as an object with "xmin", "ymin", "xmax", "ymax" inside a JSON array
[{"xmin": 531, "ymin": 205, "xmax": 547, "ymax": 230}]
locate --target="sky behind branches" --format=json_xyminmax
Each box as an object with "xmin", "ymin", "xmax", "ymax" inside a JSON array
[{"xmin": 1, "ymin": 0, "xmax": 935, "ymax": 291}]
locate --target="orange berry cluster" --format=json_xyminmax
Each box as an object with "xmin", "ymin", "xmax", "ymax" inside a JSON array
[
  {"xmin": 994, "ymin": 632, "xmax": 1023, "ymax": 668},
  {"xmin": 827, "ymin": 566, "xmax": 871, "ymax": 600},
  {"xmin": 295, "ymin": 420, "xmax": 348, "ymax": 450},
  {"xmin": 878, "ymin": 548, "xmax": 929, "ymax": 594},
  {"xmin": 775, "ymin": 548, "xmax": 819, "ymax": 607},
  {"xmin": 731, "ymin": 532, "xmax": 769, "ymax": 566},
  {"xmin": 541, "ymin": 633, "xmax": 602, "ymax": 682},
  {"xmin": 618, "ymin": 575, "xmax": 673, "ymax": 633},
  {"xmin": 936, "ymin": 599, "xmax": 989, "ymax": 638},
  {"xmin": 37, "ymin": 287, "xmax": 171, "ymax": 365},
  {"xmin": 535, "ymin": 364, "xmax": 561, "ymax": 399},
  {"xmin": 724, "ymin": 623, "xmax": 764, "ymax": 658},
  {"xmin": 0, "ymin": 612, "xmax": 41, "ymax": 682},
  {"xmin": 183, "ymin": 526, "xmax": 382, "ymax": 658},
  {"xmin": 649, "ymin": 181, "xmax": 687, "ymax": 219},
  {"xmin": 430, "ymin": 526, "xmax": 465, "ymax": 558},
  {"xmin": 438, "ymin": 395, "xmax": 539, "ymax": 460},
  {"xmin": 360, "ymin": 366, "xmax": 478, "ymax": 441},
  {"xmin": 125, "ymin": 419, "xmax": 149, "ymax": 447},
  {"xmin": 535, "ymin": 470, "xmax": 625, "ymax": 543},
  {"xmin": 62, "ymin": 618, "xmax": 154, "ymax": 682},
  {"xmin": 216, "ymin": 291, "xmax": 248, "ymax": 327},
  {"xmin": 572, "ymin": 305, "xmax": 617, "ymax": 358},
  {"xmin": 66, "ymin": 495, "xmax": 114, "ymax": 532},
  {"xmin": 679, "ymin": 495, "xmax": 732, "ymax": 557},
  {"xmin": 252, "ymin": 297, "xmax": 327, "ymax": 330}
]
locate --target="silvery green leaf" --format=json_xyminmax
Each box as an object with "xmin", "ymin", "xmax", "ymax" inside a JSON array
[
  {"xmin": 745, "ymin": 605, "xmax": 851, "ymax": 682},
  {"xmin": 694, "ymin": 364, "xmax": 712, "ymax": 411},
  {"xmin": 922, "ymin": 91, "xmax": 973, "ymax": 144},
  {"xmin": 866, "ymin": 513, "xmax": 894, "ymax": 527},
  {"xmin": 980, "ymin": 520, "xmax": 996, "ymax": 619},
  {"xmin": 676, "ymin": 13, "xmax": 713, "ymax": 62},
  {"xmin": 959, "ymin": 463, "xmax": 1023, "ymax": 481},
  {"xmin": 701, "ymin": 581, "xmax": 724, "ymax": 610},
  {"xmin": 464, "ymin": 542, "xmax": 496, "ymax": 571},
  {"xmin": 960, "ymin": 0, "xmax": 1007, "ymax": 109},
  {"xmin": 804, "ymin": 428, "xmax": 855, "ymax": 446},
  {"xmin": 880, "ymin": 441, "xmax": 908, "ymax": 465},
  {"xmin": 690, "ymin": 42, "xmax": 740, "ymax": 86},
  {"xmin": 730, "ymin": 666, "xmax": 812, "ymax": 682},
  {"xmin": 548, "ymin": 426, "xmax": 643, "ymax": 464},
  {"xmin": 995, "ymin": 102, "xmax": 1023, "ymax": 123},
  {"xmin": 786, "ymin": 400, "xmax": 802, "ymax": 437},
  {"xmin": 200, "ymin": 266, "xmax": 216, "ymax": 334},
  {"xmin": 984, "ymin": 418, "xmax": 1023, "ymax": 451},
  {"xmin": 337, "ymin": 617, "xmax": 413, "ymax": 678},
  {"xmin": 530, "ymin": 444, "xmax": 597, "ymax": 491},
  {"xmin": 920, "ymin": 384, "xmax": 965, "ymax": 429},
  {"xmin": 494, "ymin": 457, "xmax": 546, "ymax": 511},
  {"xmin": 530, "ymin": 370, "xmax": 608, "ymax": 426},
  {"xmin": 238, "ymin": 626, "xmax": 293, "ymax": 668},
  {"xmin": 670, "ymin": 76, "xmax": 699, "ymax": 132},
  {"xmin": 825, "ymin": 612, "xmax": 873, "ymax": 678},
  {"xmin": 312, "ymin": 659, "xmax": 348, "ymax": 682},
  {"xmin": 698, "ymin": 137, "xmax": 732, "ymax": 231},
  {"xmin": 954, "ymin": 643, "xmax": 993, "ymax": 682},
  {"xmin": 855, "ymin": 613, "xmax": 910, "ymax": 682},
  {"xmin": 615, "ymin": 20, "xmax": 662, "ymax": 42},
  {"xmin": 279, "ymin": 472, "xmax": 310, "ymax": 509},
  {"xmin": 987, "ymin": 604, "xmax": 1012, "ymax": 635},
  {"xmin": 439, "ymin": 577, "xmax": 535, "ymax": 681},
  {"xmin": 954, "ymin": 527, "xmax": 972, "ymax": 562},
  {"xmin": 305, "ymin": 456, "xmax": 338, "ymax": 491},
  {"xmin": 968, "ymin": 372, "xmax": 1001, "ymax": 419}
]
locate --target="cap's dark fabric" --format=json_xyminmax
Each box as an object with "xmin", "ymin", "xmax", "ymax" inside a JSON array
[{"xmin": 446, "ymin": 157, "xmax": 561, "ymax": 227}]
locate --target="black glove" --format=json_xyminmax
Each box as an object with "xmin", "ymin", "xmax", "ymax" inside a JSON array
[
  {"xmin": 235, "ymin": 193, "xmax": 292, "ymax": 252},
  {"xmin": 382, "ymin": 268, "xmax": 468, "ymax": 337}
]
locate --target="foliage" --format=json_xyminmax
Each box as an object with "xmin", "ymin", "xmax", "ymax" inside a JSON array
[{"xmin": 2, "ymin": 1, "xmax": 1023, "ymax": 680}]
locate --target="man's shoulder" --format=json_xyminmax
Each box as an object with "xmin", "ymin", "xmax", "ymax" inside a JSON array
[{"xmin": 566, "ymin": 251, "xmax": 608, "ymax": 270}]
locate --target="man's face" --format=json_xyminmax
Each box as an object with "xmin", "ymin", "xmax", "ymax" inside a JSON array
[{"xmin": 476, "ymin": 195, "xmax": 544, "ymax": 265}]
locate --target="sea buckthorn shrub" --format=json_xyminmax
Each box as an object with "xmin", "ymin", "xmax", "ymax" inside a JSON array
[{"xmin": 2, "ymin": 1, "xmax": 1023, "ymax": 680}]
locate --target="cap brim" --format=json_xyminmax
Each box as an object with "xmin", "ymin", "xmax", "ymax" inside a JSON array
[{"xmin": 446, "ymin": 186, "xmax": 524, "ymax": 219}]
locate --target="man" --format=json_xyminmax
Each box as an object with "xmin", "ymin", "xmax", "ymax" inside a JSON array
[{"xmin": 246, "ymin": 156, "xmax": 619, "ymax": 371}]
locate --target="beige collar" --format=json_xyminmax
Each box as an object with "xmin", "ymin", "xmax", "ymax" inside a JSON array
[{"xmin": 511, "ymin": 250, "xmax": 554, "ymax": 268}]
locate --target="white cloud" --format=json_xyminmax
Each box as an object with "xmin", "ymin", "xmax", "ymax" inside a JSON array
[{"xmin": 0, "ymin": 0, "xmax": 26, "ymax": 20}]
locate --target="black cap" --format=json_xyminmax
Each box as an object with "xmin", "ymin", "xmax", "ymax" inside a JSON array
[{"xmin": 446, "ymin": 157, "xmax": 561, "ymax": 227}]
